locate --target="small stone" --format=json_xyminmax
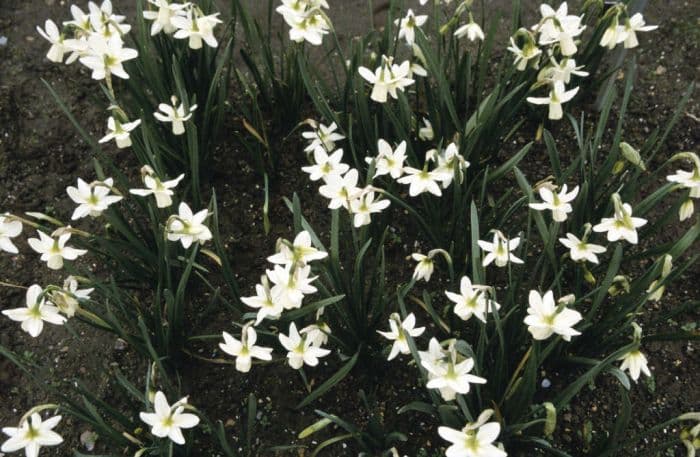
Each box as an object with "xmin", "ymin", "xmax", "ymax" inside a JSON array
[
  {"xmin": 80, "ymin": 430, "xmax": 97, "ymax": 451},
  {"xmin": 655, "ymin": 65, "xmax": 667, "ymax": 75},
  {"xmin": 113, "ymin": 338, "xmax": 127, "ymax": 351}
]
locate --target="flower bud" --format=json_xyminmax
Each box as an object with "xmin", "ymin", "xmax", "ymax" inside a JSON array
[
  {"xmin": 620, "ymin": 142, "xmax": 646, "ymax": 171},
  {"xmin": 680, "ymin": 199, "xmax": 694, "ymax": 221}
]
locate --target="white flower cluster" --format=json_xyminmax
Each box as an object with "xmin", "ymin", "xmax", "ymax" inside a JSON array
[
  {"xmin": 358, "ymin": 55, "xmax": 418, "ymax": 104},
  {"xmin": 37, "ymin": 2, "xmax": 218, "ymax": 151},
  {"xmin": 375, "ymin": 311, "xmax": 508, "ymax": 455},
  {"xmin": 219, "ymin": 230, "xmax": 332, "ymax": 372},
  {"xmin": 144, "ymin": 0, "xmax": 222, "ymax": 49},
  {"xmin": 276, "ymin": 0, "xmax": 331, "ymax": 46},
  {"xmin": 1, "ymin": 279, "xmax": 93, "ymax": 338},
  {"xmin": 302, "ymin": 120, "xmax": 474, "ymax": 236},
  {"xmin": 600, "ymin": 9, "xmax": 657, "ymax": 50},
  {"xmin": 527, "ymin": 179, "xmax": 647, "ymax": 256},
  {"xmin": 0, "ymin": 165, "xmax": 211, "ymax": 341},
  {"xmin": 301, "ymin": 122, "xmax": 394, "ymax": 227},
  {"xmin": 398, "ymin": 142, "xmax": 470, "ymax": 197},
  {"xmin": 511, "ymin": 2, "xmax": 586, "ymax": 119},
  {"xmin": 37, "ymin": 1, "xmax": 137, "ymax": 78},
  {"xmin": 512, "ymin": 2, "xmax": 655, "ymax": 120},
  {"xmin": 420, "ymin": 338, "xmax": 487, "ymax": 401}
]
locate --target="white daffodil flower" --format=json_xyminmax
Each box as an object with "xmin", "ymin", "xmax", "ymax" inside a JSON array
[
  {"xmin": 80, "ymin": 35, "xmax": 138, "ymax": 80},
  {"xmin": 445, "ymin": 276, "xmax": 500, "ymax": 324},
  {"xmin": 277, "ymin": 2, "xmax": 330, "ymax": 46},
  {"xmin": 302, "ymin": 147, "xmax": 350, "ymax": 182},
  {"xmin": 539, "ymin": 57, "xmax": 589, "ymax": 84},
  {"xmin": 528, "ymin": 184, "xmax": 579, "ymax": 222},
  {"xmin": 397, "ymin": 167, "xmax": 443, "ymax": 197},
  {"xmin": 88, "ymin": 0, "xmax": 131, "ymax": 36},
  {"xmin": 291, "ymin": 12, "xmax": 330, "ymax": 46},
  {"xmin": 412, "ymin": 249, "xmax": 451, "ymax": 282},
  {"xmin": 668, "ymin": 153, "xmax": 700, "ymax": 221},
  {"xmin": 593, "ymin": 194, "xmax": 647, "ymax": 244},
  {"xmin": 64, "ymin": 4, "xmax": 92, "ymax": 34},
  {"xmin": 36, "ymin": 19, "xmax": 68, "ymax": 63},
  {"xmin": 422, "ymin": 344, "xmax": 487, "ymax": 401},
  {"xmin": 367, "ymin": 139, "xmax": 408, "ymax": 179},
  {"xmin": 418, "ymin": 118, "xmax": 434, "ymax": 141},
  {"xmin": 166, "ymin": 202, "xmax": 212, "ymax": 248},
  {"xmin": 28, "ymin": 230, "xmax": 87, "ymax": 270},
  {"xmin": 276, "ymin": 0, "xmax": 309, "ymax": 18},
  {"xmin": 139, "ymin": 391, "xmax": 200, "ymax": 445},
  {"xmin": 129, "ymin": 170, "xmax": 185, "ymax": 208},
  {"xmin": 600, "ymin": 15, "xmax": 626, "ymax": 49},
  {"xmin": 267, "ymin": 230, "xmax": 328, "ymax": 266},
  {"xmin": 99, "ymin": 116, "xmax": 141, "ymax": 149},
  {"xmin": 143, "ymin": 0, "xmax": 188, "ymax": 35},
  {"xmin": 508, "ymin": 34, "xmax": 542, "ymax": 71},
  {"xmin": 2, "ymin": 284, "xmax": 66, "ymax": 337},
  {"xmin": 454, "ymin": 19, "xmax": 484, "ymax": 42},
  {"xmin": 349, "ymin": 189, "xmax": 391, "ymax": 227},
  {"xmin": 524, "ymin": 290, "xmax": 582, "ymax": 341},
  {"xmin": 527, "ymin": 81, "xmax": 579, "ymax": 120},
  {"xmin": 318, "ymin": 169, "xmax": 362, "ymax": 210},
  {"xmin": 130, "ymin": 166, "xmax": 185, "ymax": 208},
  {"xmin": 279, "ymin": 322, "xmax": 331, "ymax": 369},
  {"xmin": 478, "ymin": 231, "xmax": 523, "ymax": 268},
  {"xmin": 618, "ymin": 349, "xmax": 651, "ymax": 382},
  {"xmin": 358, "ymin": 56, "xmax": 414, "ymax": 103},
  {"xmin": 395, "ymin": 9, "xmax": 428, "ymax": 46},
  {"xmin": 559, "ymin": 232, "xmax": 606, "ymax": 264},
  {"xmin": 432, "ymin": 143, "xmax": 470, "ymax": 188},
  {"xmin": 419, "ymin": 338, "xmax": 447, "ymax": 370},
  {"xmin": 266, "ymin": 263, "xmax": 318, "ymax": 310},
  {"xmin": 667, "ymin": 153, "xmax": 700, "ymax": 199},
  {"xmin": 377, "ymin": 313, "xmax": 425, "ymax": 361},
  {"xmin": 242, "ymin": 276, "xmax": 284, "ymax": 324},
  {"xmin": 0, "ymin": 214, "xmax": 23, "ymax": 254},
  {"xmin": 154, "ymin": 96, "xmax": 198, "ymax": 135},
  {"xmin": 302, "ymin": 121, "xmax": 345, "ymax": 152},
  {"xmin": 220, "ymin": 326, "xmax": 273, "ymax": 373},
  {"xmin": 411, "ymin": 252, "xmax": 435, "ymax": 282},
  {"xmin": 1, "ymin": 412, "xmax": 63, "ymax": 457},
  {"xmin": 66, "ymin": 177, "xmax": 123, "ymax": 220},
  {"xmin": 301, "ymin": 322, "xmax": 330, "ymax": 347},
  {"xmin": 171, "ymin": 7, "xmax": 222, "ymax": 49},
  {"xmin": 534, "ymin": 2, "xmax": 585, "ymax": 56},
  {"xmin": 48, "ymin": 276, "xmax": 94, "ymax": 318},
  {"xmin": 438, "ymin": 409, "xmax": 507, "ymax": 457},
  {"xmin": 622, "ymin": 13, "xmax": 657, "ymax": 49},
  {"xmin": 409, "ymin": 63, "xmax": 427, "ymax": 81},
  {"xmin": 62, "ymin": 36, "xmax": 89, "ymax": 64}
]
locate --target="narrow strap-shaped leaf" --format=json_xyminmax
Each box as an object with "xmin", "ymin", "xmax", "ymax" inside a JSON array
[{"xmin": 296, "ymin": 351, "xmax": 360, "ymax": 409}]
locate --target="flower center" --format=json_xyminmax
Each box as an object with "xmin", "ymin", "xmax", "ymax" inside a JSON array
[{"xmin": 24, "ymin": 425, "xmax": 39, "ymax": 441}]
